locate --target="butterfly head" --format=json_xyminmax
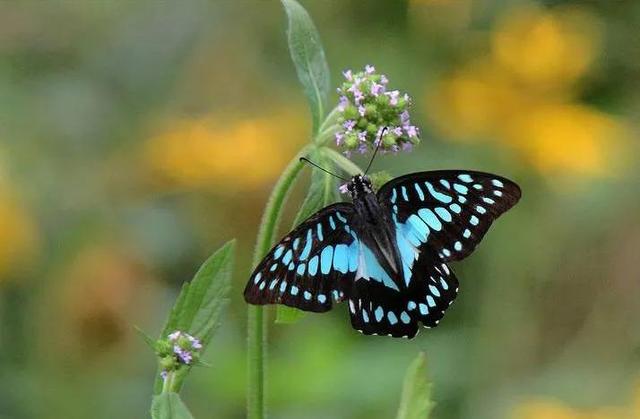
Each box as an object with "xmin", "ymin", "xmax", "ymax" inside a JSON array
[{"xmin": 347, "ymin": 174, "xmax": 374, "ymax": 199}]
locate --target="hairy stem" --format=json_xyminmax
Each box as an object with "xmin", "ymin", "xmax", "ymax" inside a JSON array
[
  {"xmin": 316, "ymin": 105, "xmax": 340, "ymax": 140},
  {"xmin": 161, "ymin": 372, "xmax": 175, "ymax": 393},
  {"xmin": 247, "ymin": 144, "xmax": 312, "ymax": 419},
  {"xmin": 323, "ymin": 147, "xmax": 363, "ymax": 176}
]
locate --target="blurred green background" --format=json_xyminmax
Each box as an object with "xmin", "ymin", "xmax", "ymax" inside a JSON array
[{"xmin": 1, "ymin": 1, "xmax": 639, "ymax": 418}]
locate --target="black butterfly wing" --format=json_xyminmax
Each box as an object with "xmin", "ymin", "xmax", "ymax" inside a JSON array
[
  {"xmin": 350, "ymin": 170, "xmax": 520, "ymax": 337},
  {"xmin": 348, "ymin": 249, "xmax": 458, "ymax": 338},
  {"xmin": 244, "ymin": 203, "xmax": 358, "ymax": 312},
  {"xmin": 377, "ymin": 170, "xmax": 521, "ymax": 262}
]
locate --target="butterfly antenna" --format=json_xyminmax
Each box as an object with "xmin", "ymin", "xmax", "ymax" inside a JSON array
[
  {"xmin": 364, "ymin": 126, "xmax": 388, "ymax": 175},
  {"xmin": 299, "ymin": 157, "xmax": 348, "ymax": 181}
]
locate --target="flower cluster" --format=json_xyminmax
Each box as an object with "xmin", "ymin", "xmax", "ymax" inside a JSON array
[
  {"xmin": 335, "ymin": 65, "xmax": 420, "ymax": 155},
  {"xmin": 156, "ymin": 330, "xmax": 203, "ymax": 380}
]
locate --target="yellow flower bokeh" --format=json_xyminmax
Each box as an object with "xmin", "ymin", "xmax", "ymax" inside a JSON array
[
  {"xmin": 428, "ymin": 58, "xmax": 530, "ymax": 141},
  {"xmin": 144, "ymin": 108, "xmax": 307, "ymax": 191},
  {"xmin": 493, "ymin": 6, "xmax": 599, "ymax": 90},
  {"xmin": 504, "ymin": 104, "xmax": 625, "ymax": 177},
  {"xmin": 427, "ymin": 5, "xmax": 627, "ymax": 178},
  {"xmin": 41, "ymin": 244, "xmax": 158, "ymax": 360},
  {"xmin": 0, "ymin": 179, "xmax": 39, "ymax": 282},
  {"xmin": 512, "ymin": 381, "xmax": 640, "ymax": 419}
]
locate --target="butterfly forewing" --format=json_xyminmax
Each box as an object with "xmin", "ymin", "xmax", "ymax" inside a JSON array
[
  {"xmin": 244, "ymin": 203, "xmax": 357, "ymax": 312},
  {"xmin": 377, "ymin": 170, "xmax": 521, "ymax": 262}
]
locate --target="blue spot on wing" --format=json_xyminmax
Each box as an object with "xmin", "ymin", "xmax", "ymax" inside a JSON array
[
  {"xmin": 274, "ymin": 246, "xmax": 284, "ymax": 260},
  {"xmin": 418, "ymin": 208, "xmax": 442, "ymax": 231},
  {"xmin": 361, "ymin": 245, "xmax": 399, "ymax": 291},
  {"xmin": 375, "ymin": 306, "xmax": 384, "ymax": 322},
  {"xmin": 320, "ymin": 246, "xmax": 333, "ymax": 274},
  {"xmin": 453, "ymin": 183, "xmax": 468, "ymax": 194},
  {"xmin": 347, "ymin": 240, "xmax": 359, "ymax": 272},
  {"xmin": 434, "ymin": 207, "xmax": 452, "ymax": 222},
  {"xmin": 414, "ymin": 183, "xmax": 425, "ymax": 201},
  {"xmin": 299, "ymin": 229, "xmax": 312, "ymax": 260},
  {"xmin": 333, "ymin": 244, "xmax": 349, "ymax": 274},
  {"xmin": 308, "ymin": 256, "xmax": 319, "ymax": 275},
  {"xmin": 282, "ymin": 249, "xmax": 293, "ymax": 265},
  {"xmin": 395, "ymin": 226, "xmax": 417, "ymax": 287},
  {"xmin": 424, "ymin": 182, "xmax": 452, "ymax": 203}
]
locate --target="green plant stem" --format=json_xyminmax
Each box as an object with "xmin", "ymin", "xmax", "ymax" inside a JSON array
[
  {"xmin": 323, "ymin": 147, "xmax": 363, "ymax": 176},
  {"xmin": 316, "ymin": 106, "xmax": 340, "ymax": 141},
  {"xmin": 315, "ymin": 124, "xmax": 341, "ymax": 146},
  {"xmin": 162, "ymin": 372, "xmax": 176, "ymax": 393},
  {"xmin": 247, "ymin": 144, "xmax": 312, "ymax": 419}
]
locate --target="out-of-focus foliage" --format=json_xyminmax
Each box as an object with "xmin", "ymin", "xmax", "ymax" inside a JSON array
[
  {"xmin": 0, "ymin": 1, "xmax": 638, "ymax": 418},
  {"xmin": 396, "ymin": 352, "xmax": 433, "ymax": 419}
]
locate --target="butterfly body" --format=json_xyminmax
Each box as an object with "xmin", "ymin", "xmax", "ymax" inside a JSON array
[
  {"xmin": 244, "ymin": 170, "xmax": 521, "ymax": 338},
  {"xmin": 348, "ymin": 175, "xmax": 404, "ymax": 286}
]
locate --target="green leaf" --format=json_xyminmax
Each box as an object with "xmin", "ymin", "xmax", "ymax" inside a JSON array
[
  {"xmin": 396, "ymin": 352, "xmax": 433, "ymax": 419},
  {"xmin": 281, "ymin": 0, "xmax": 330, "ymax": 134},
  {"xmin": 151, "ymin": 393, "xmax": 194, "ymax": 419},
  {"xmin": 179, "ymin": 241, "xmax": 235, "ymax": 344},
  {"xmin": 134, "ymin": 325, "xmax": 157, "ymax": 351},
  {"xmin": 276, "ymin": 148, "xmax": 338, "ymax": 324},
  {"xmin": 275, "ymin": 303, "xmax": 307, "ymax": 324},
  {"xmin": 153, "ymin": 240, "xmax": 236, "ymax": 394}
]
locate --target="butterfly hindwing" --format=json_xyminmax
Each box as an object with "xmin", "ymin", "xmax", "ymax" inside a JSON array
[
  {"xmin": 377, "ymin": 170, "xmax": 521, "ymax": 262},
  {"xmin": 348, "ymin": 248, "xmax": 459, "ymax": 338},
  {"xmin": 244, "ymin": 203, "xmax": 357, "ymax": 312}
]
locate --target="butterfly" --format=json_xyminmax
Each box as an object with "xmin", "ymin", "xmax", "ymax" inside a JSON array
[{"xmin": 244, "ymin": 165, "xmax": 521, "ymax": 338}]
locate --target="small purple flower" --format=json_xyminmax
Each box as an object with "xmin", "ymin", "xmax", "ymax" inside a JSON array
[
  {"xmin": 370, "ymin": 82, "xmax": 384, "ymax": 96},
  {"xmin": 161, "ymin": 371, "xmax": 168, "ymax": 380},
  {"xmin": 405, "ymin": 125, "xmax": 418, "ymax": 138},
  {"xmin": 187, "ymin": 335, "xmax": 203, "ymax": 349},
  {"xmin": 357, "ymin": 131, "xmax": 367, "ymax": 142},
  {"xmin": 358, "ymin": 105, "xmax": 366, "ymax": 117},
  {"xmin": 343, "ymin": 120, "xmax": 356, "ymax": 131},
  {"xmin": 181, "ymin": 351, "xmax": 193, "ymax": 364},
  {"xmin": 338, "ymin": 95, "xmax": 349, "ymax": 111},
  {"xmin": 387, "ymin": 90, "xmax": 400, "ymax": 106},
  {"xmin": 392, "ymin": 126, "xmax": 403, "ymax": 137},
  {"xmin": 165, "ymin": 330, "xmax": 203, "ymax": 366},
  {"xmin": 400, "ymin": 111, "xmax": 410, "ymax": 124},
  {"xmin": 358, "ymin": 143, "xmax": 368, "ymax": 154},
  {"xmin": 339, "ymin": 183, "xmax": 349, "ymax": 194},
  {"xmin": 343, "ymin": 69, "xmax": 353, "ymax": 81},
  {"xmin": 365, "ymin": 64, "xmax": 375, "ymax": 74},
  {"xmin": 380, "ymin": 75, "xmax": 389, "ymax": 85},
  {"xmin": 353, "ymin": 89, "xmax": 364, "ymax": 104},
  {"xmin": 402, "ymin": 142, "xmax": 413, "ymax": 152},
  {"xmin": 335, "ymin": 132, "xmax": 344, "ymax": 146}
]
